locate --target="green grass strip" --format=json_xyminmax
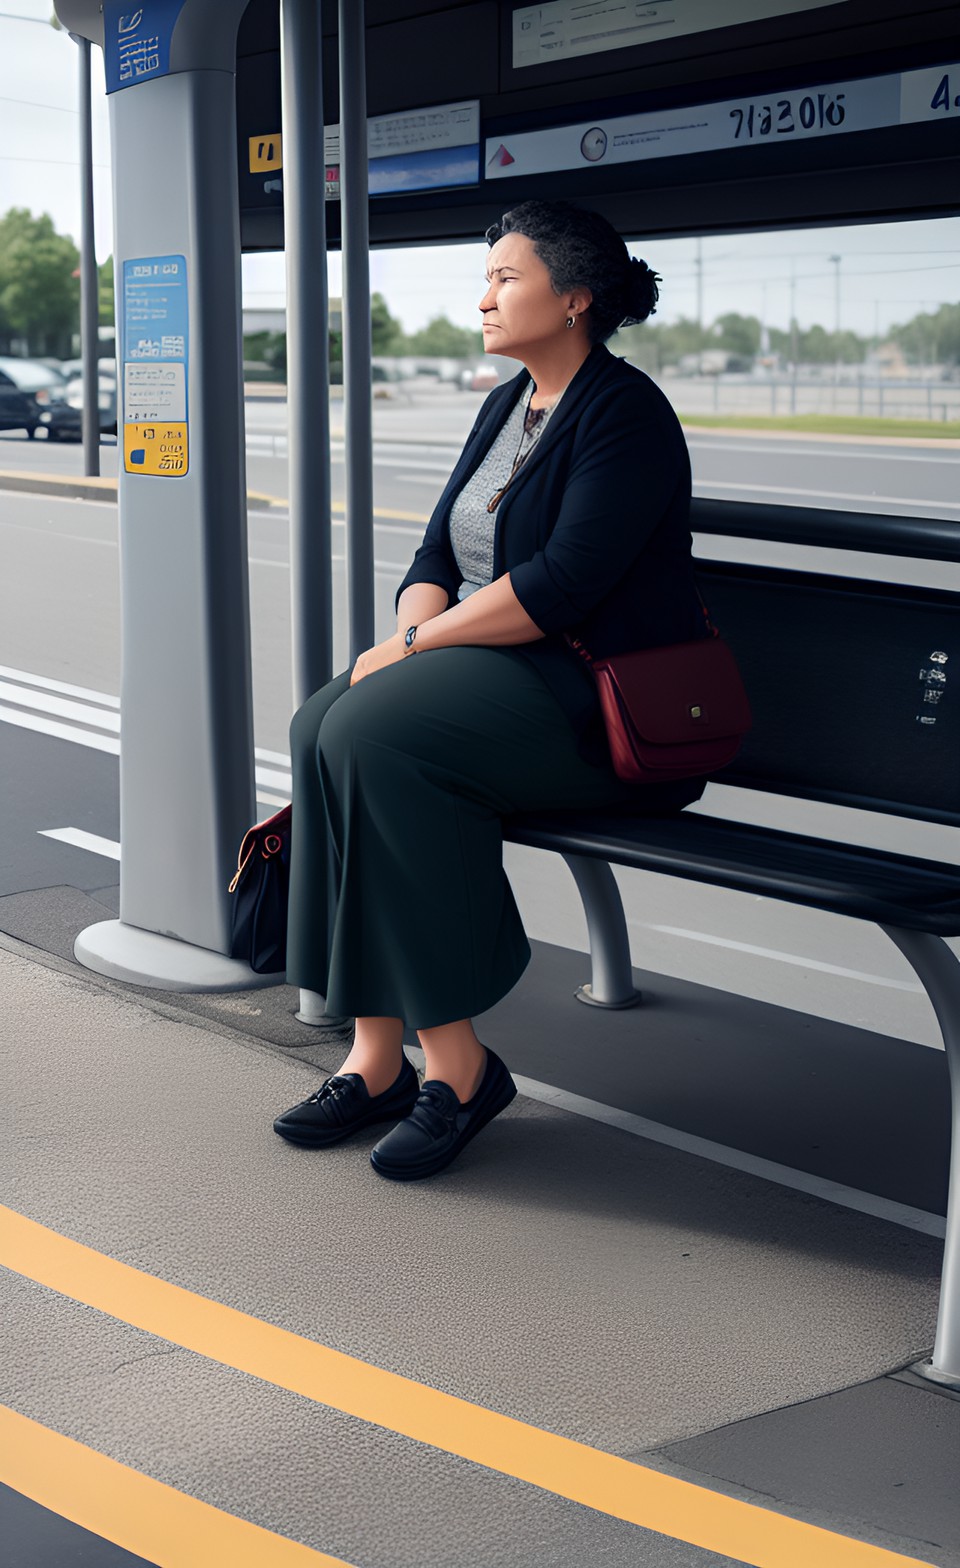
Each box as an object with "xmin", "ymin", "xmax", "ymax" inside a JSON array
[{"xmin": 676, "ymin": 413, "xmax": 960, "ymax": 440}]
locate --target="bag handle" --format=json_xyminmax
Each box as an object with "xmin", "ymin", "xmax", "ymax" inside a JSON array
[{"xmin": 563, "ymin": 588, "xmax": 719, "ymax": 667}]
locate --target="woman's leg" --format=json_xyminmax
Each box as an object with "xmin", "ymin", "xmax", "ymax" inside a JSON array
[
  {"xmin": 417, "ymin": 1018, "xmax": 486, "ymax": 1102},
  {"xmin": 312, "ymin": 647, "xmax": 652, "ymax": 1028}
]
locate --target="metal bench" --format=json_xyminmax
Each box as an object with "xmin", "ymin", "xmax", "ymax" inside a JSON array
[{"xmin": 503, "ymin": 500, "xmax": 960, "ymax": 1389}]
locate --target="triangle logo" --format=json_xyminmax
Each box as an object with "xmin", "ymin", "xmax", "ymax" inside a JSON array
[{"xmin": 487, "ymin": 143, "xmax": 516, "ymax": 169}]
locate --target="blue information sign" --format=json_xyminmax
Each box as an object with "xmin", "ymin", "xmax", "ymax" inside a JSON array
[
  {"xmin": 103, "ymin": 1, "xmax": 186, "ymax": 94},
  {"xmin": 121, "ymin": 254, "xmax": 189, "ymax": 477}
]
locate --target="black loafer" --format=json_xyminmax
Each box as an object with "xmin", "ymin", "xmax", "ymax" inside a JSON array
[
  {"xmin": 369, "ymin": 1045, "xmax": 516, "ymax": 1181},
  {"xmin": 273, "ymin": 1056, "xmax": 420, "ymax": 1147}
]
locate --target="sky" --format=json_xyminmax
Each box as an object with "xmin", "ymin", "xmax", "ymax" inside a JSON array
[{"xmin": 2, "ymin": 1, "xmax": 957, "ymax": 342}]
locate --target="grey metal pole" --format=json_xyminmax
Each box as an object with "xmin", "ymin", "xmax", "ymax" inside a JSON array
[
  {"xmin": 77, "ymin": 33, "xmax": 100, "ymax": 477},
  {"xmin": 281, "ymin": 0, "xmax": 332, "ymax": 708},
  {"xmin": 339, "ymin": 0, "xmax": 375, "ymax": 663}
]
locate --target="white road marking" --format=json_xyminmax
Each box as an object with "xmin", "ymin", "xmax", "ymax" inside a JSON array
[
  {"xmin": 0, "ymin": 518, "xmax": 117, "ymax": 547},
  {"xmin": 685, "ymin": 438, "xmax": 960, "ymax": 465},
  {"xmin": 693, "ymin": 478, "xmax": 960, "ymax": 509},
  {"xmin": 643, "ymin": 924, "xmax": 923, "ymax": 992},
  {"xmin": 0, "ymin": 665, "xmax": 120, "ymax": 707},
  {"xmin": 0, "ymin": 704, "xmax": 119, "ymax": 754},
  {"xmin": 0, "ymin": 681, "xmax": 120, "ymax": 732},
  {"xmin": 39, "ymin": 827, "xmax": 120, "ymax": 860}
]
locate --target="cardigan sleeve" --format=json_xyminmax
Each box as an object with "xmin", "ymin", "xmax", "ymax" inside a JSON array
[
  {"xmin": 393, "ymin": 523, "xmax": 463, "ymax": 613},
  {"xmin": 508, "ymin": 387, "xmax": 686, "ymax": 634}
]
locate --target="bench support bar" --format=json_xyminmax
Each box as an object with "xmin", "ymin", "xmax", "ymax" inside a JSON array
[
  {"xmin": 560, "ymin": 855, "xmax": 643, "ymax": 1009},
  {"xmin": 880, "ymin": 925, "xmax": 960, "ymax": 1389}
]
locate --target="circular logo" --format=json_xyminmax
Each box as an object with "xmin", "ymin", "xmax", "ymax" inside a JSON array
[{"xmin": 580, "ymin": 127, "xmax": 608, "ymax": 163}]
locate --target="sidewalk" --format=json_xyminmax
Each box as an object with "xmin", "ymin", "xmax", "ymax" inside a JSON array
[{"xmin": 2, "ymin": 919, "xmax": 958, "ymax": 1568}]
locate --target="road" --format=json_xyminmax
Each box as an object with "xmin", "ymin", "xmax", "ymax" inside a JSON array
[{"xmin": 2, "ymin": 389, "xmax": 958, "ymax": 1051}]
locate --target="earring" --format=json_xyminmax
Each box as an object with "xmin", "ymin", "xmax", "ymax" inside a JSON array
[{"xmin": 566, "ymin": 315, "xmax": 576, "ymax": 329}]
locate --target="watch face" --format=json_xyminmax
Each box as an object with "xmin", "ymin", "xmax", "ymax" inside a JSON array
[{"xmin": 580, "ymin": 127, "xmax": 608, "ymax": 163}]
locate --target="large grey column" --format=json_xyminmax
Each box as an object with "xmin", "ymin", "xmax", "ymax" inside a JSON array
[
  {"xmin": 282, "ymin": 0, "xmax": 333, "ymax": 708},
  {"xmin": 339, "ymin": 0, "xmax": 375, "ymax": 662},
  {"xmin": 63, "ymin": 0, "xmax": 273, "ymax": 989}
]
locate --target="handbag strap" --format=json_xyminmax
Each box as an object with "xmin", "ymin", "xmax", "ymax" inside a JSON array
[{"xmin": 563, "ymin": 589, "xmax": 719, "ymax": 667}]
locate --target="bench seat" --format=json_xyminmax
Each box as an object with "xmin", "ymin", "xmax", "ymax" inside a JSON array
[{"xmin": 504, "ymin": 809, "xmax": 960, "ymax": 935}]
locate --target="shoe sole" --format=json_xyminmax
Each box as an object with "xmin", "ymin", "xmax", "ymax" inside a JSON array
[
  {"xmin": 273, "ymin": 1095, "xmax": 419, "ymax": 1148},
  {"xmin": 369, "ymin": 1075, "xmax": 517, "ymax": 1181}
]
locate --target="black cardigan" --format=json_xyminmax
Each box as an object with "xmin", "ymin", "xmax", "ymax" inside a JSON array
[{"xmin": 394, "ymin": 341, "xmax": 709, "ymax": 789}]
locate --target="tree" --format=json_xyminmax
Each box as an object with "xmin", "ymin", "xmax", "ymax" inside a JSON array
[
  {"xmin": 404, "ymin": 314, "xmax": 483, "ymax": 356},
  {"xmin": 713, "ymin": 312, "xmax": 762, "ymax": 356},
  {"xmin": 371, "ymin": 292, "xmax": 405, "ymax": 354},
  {"xmin": 98, "ymin": 256, "xmax": 114, "ymax": 327},
  {"xmin": 891, "ymin": 303, "xmax": 960, "ymax": 368},
  {"xmin": 0, "ymin": 208, "xmax": 79, "ymax": 356}
]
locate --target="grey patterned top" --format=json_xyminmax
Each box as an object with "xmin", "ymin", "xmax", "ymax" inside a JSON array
[{"xmin": 449, "ymin": 384, "xmax": 564, "ymax": 601}]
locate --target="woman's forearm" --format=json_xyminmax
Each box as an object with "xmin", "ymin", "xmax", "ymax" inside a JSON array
[
  {"xmin": 396, "ymin": 582, "xmax": 451, "ymax": 636},
  {"xmin": 413, "ymin": 572, "xmax": 545, "ymax": 652}
]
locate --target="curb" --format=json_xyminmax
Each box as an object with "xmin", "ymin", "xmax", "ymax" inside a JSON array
[{"xmin": 0, "ymin": 469, "xmax": 286, "ymax": 511}]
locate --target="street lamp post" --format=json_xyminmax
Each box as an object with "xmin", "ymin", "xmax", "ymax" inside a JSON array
[
  {"xmin": 0, "ymin": 12, "xmax": 99, "ymax": 470},
  {"xmin": 73, "ymin": 30, "xmax": 99, "ymax": 477},
  {"xmin": 829, "ymin": 253, "xmax": 841, "ymax": 394}
]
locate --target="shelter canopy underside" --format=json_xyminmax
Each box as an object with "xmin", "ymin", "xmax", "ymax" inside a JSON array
[{"xmin": 235, "ymin": 0, "xmax": 960, "ymax": 249}]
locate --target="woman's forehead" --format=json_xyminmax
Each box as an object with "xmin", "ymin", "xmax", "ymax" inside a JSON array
[{"xmin": 487, "ymin": 232, "xmax": 536, "ymax": 271}]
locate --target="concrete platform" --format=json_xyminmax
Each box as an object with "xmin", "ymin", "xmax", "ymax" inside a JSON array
[{"xmin": 1, "ymin": 920, "xmax": 956, "ymax": 1566}]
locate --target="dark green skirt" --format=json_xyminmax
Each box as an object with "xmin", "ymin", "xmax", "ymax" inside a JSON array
[{"xmin": 286, "ymin": 646, "xmax": 703, "ymax": 1028}]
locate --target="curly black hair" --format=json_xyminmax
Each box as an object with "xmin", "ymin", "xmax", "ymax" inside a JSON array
[{"xmin": 484, "ymin": 199, "xmax": 660, "ymax": 345}]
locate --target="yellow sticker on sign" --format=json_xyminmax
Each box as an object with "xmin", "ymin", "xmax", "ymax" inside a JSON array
[
  {"xmin": 249, "ymin": 133, "xmax": 282, "ymax": 172},
  {"xmin": 124, "ymin": 422, "xmax": 188, "ymax": 477}
]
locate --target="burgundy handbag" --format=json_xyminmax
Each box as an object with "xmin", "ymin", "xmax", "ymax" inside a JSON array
[{"xmin": 563, "ymin": 603, "xmax": 751, "ymax": 784}]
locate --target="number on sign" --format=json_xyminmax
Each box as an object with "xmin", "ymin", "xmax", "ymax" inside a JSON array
[{"xmin": 930, "ymin": 74, "xmax": 954, "ymax": 113}]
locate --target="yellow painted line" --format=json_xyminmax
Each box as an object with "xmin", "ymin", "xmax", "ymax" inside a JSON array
[
  {"xmin": 0, "ymin": 1206, "xmax": 934, "ymax": 1568},
  {"xmin": 0, "ymin": 1404, "xmax": 355, "ymax": 1567},
  {"xmin": 249, "ymin": 492, "xmax": 429, "ymax": 523}
]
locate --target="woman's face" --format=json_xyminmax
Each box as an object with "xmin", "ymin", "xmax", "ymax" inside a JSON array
[{"xmin": 479, "ymin": 231, "xmax": 592, "ymax": 358}]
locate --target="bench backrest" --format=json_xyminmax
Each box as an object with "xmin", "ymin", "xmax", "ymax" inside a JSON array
[{"xmin": 693, "ymin": 551, "xmax": 960, "ymax": 828}]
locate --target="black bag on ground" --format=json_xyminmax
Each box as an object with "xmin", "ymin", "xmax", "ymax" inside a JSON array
[{"xmin": 228, "ymin": 804, "xmax": 291, "ymax": 974}]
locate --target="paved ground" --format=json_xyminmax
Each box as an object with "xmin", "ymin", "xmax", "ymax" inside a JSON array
[{"xmin": 3, "ymin": 929, "xmax": 958, "ymax": 1567}]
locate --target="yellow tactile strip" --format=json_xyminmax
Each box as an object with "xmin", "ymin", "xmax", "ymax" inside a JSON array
[
  {"xmin": 0, "ymin": 1404, "xmax": 356, "ymax": 1568},
  {"xmin": 0, "ymin": 1205, "xmax": 935, "ymax": 1568}
]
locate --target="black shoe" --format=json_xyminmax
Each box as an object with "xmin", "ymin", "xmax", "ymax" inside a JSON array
[
  {"xmin": 369, "ymin": 1045, "xmax": 517, "ymax": 1181},
  {"xmin": 273, "ymin": 1056, "xmax": 420, "ymax": 1148}
]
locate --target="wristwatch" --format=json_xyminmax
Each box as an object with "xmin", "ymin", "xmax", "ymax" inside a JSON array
[{"xmin": 403, "ymin": 624, "xmax": 418, "ymax": 655}]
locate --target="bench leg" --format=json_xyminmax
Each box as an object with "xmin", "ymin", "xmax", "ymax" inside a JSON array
[
  {"xmin": 559, "ymin": 855, "xmax": 643, "ymax": 1009},
  {"xmin": 880, "ymin": 925, "xmax": 960, "ymax": 1390}
]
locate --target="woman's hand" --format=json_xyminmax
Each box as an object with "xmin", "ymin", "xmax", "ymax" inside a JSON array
[{"xmin": 349, "ymin": 631, "xmax": 410, "ymax": 686}]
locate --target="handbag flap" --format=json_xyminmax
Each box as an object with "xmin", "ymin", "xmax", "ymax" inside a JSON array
[{"xmin": 599, "ymin": 638, "xmax": 752, "ymax": 744}]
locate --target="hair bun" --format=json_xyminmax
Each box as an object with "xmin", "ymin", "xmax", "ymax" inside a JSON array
[{"xmin": 626, "ymin": 256, "xmax": 660, "ymax": 322}]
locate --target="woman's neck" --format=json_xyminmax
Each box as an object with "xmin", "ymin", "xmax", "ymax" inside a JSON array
[{"xmin": 524, "ymin": 341, "xmax": 593, "ymax": 408}]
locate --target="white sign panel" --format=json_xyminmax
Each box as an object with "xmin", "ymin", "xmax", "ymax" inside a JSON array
[
  {"xmin": 124, "ymin": 362, "xmax": 186, "ymax": 424},
  {"xmin": 323, "ymin": 100, "xmax": 480, "ymax": 198},
  {"xmin": 486, "ymin": 73, "xmax": 900, "ymax": 179},
  {"xmin": 513, "ymin": 0, "xmax": 841, "ymax": 71},
  {"xmin": 324, "ymin": 101, "xmax": 479, "ymax": 162},
  {"xmin": 899, "ymin": 63, "xmax": 960, "ymax": 125}
]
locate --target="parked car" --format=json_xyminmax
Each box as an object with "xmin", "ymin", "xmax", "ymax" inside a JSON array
[
  {"xmin": 0, "ymin": 356, "xmax": 69, "ymax": 438},
  {"xmin": 40, "ymin": 362, "xmax": 118, "ymax": 440},
  {"xmin": 458, "ymin": 365, "xmax": 499, "ymax": 391}
]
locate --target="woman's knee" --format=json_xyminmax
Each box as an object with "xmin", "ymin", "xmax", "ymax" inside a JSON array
[{"xmin": 289, "ymin": 670, "xmax": 352, "ymax": 754}]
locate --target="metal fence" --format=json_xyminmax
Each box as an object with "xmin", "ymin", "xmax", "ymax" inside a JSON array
[{"xmin": 659, "ymin": 374, "xmax": 960, "ymax": 422}]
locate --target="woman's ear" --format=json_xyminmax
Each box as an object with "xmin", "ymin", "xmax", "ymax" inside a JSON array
[{"xmin": 568, "ymin": 287, "xmax": 593, "ymax": 317}]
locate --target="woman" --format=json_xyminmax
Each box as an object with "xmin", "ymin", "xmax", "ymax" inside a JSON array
[{"xmin": 273, "ymin": 199, "xmax": 709, "ymax": 1182}]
